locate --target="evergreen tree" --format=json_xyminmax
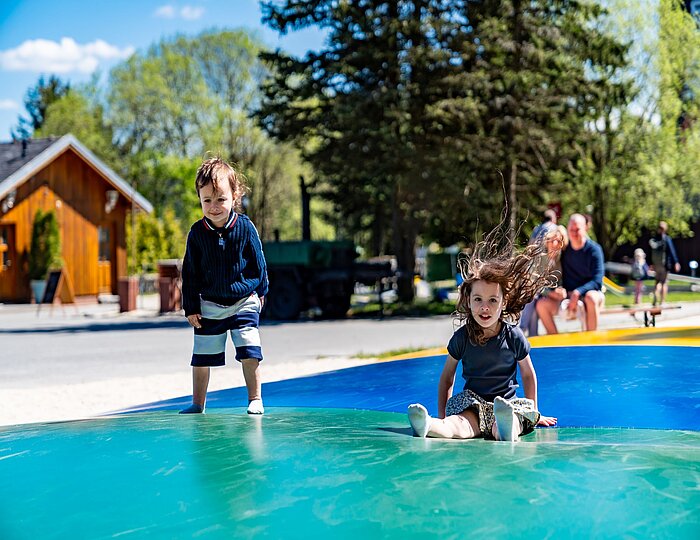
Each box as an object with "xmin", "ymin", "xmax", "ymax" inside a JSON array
[
  {"xmin": 259, "ymin": 0, "xmax": 629, "ymax": 297},
  {"xmin": 13, "ymin": 75, "xmax": 70, "ymax": 139}
]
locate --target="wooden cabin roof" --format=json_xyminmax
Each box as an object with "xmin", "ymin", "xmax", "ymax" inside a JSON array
[
  {"xmin": 0, "ymin": 134, "xmax": 153, "ymax": 213},
  {"xmin": 0, "ymin": 137, "xmax": 59, "ymax": 180}
]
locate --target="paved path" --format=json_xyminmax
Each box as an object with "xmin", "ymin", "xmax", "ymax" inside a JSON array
[
  {"xmin": 0, "ymin": 297, "xmax": 453, "ymax": 426},
  {"xmin": 1, "ymin": 296, "xmax": 698, "ymax": 426}
]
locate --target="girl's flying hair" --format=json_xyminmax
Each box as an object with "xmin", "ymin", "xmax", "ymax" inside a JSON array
[{"xmin": 456, "ymin": 212, "xmax": 558, "ymax": 345}]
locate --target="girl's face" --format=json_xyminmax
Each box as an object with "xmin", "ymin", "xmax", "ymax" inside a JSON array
[
  {"xmin": 545, "ymin": 231, "xmax": 563, "ymax": 257},
  {"xmin": 468, "ymin": 280, "xmax": 504, "ymax": 331},
  {"xmin": 199, "ymin": 181, "xmax": 234, "ymax": 227}
]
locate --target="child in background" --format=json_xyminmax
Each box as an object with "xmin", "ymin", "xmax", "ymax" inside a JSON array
[
  {"xmin": 408, "ymin": 227, "xmax": 558, "ymax": 441},
  {"xmin": 180, "ymin": 157, "xmax": 268, "ymax": 415},
  {"xmin": 631, "ymin": 248, "xmax": 649, "ymax": 305}
]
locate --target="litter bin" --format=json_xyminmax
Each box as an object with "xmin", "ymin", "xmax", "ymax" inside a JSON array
[
  {"xmin": 158, "ymin": 259, "xmax": 182, "ymax": 313},
  {"xmin": 118, "ymin": 276, "xmax": 139, "ymax": 313}
]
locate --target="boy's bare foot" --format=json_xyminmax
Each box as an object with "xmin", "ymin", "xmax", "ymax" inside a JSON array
[
  {"xmin": 407, "ymin": 403, "xmax": 431, "ymax": 438},
  {"xmin": 247, "ymin": 399, "xmax": 264, "ymax": 415},
  {"xmin": 493, "ymin": 397, "xmax": 519, "ymax": 442},
  {"xmin": 179, "ymin": 404, "xmax": 204, "ymax": 414}
]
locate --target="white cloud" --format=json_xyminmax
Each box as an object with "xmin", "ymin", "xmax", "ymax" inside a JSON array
[
  {"xmin": 0, "ymin": 99, "xmax": 19, "ymax": 110},
  {"xmin": 0, "ymin": 38, "xmax": 134, "ymax": 74},
  {"xmin": 155, "ymin": 4, "xmax": 205, "ymax": 20},
  {"xmin": 180, "ymin": 6, "xmax": 204, "ymax": 20},
  {"xmin": 155, "ymin": 5, "xmax": 176, "ymax": 18}
]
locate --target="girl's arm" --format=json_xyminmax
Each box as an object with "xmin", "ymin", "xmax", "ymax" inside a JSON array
[
  {"xmin": 437, "ymin": 355, "xmax": 459, "ymax": 419},
  {"xmin": 519, "ymin": 355, "xmax": 557, "ymax": 426}
]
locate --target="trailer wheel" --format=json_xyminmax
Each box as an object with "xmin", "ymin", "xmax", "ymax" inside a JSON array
[
  {"xmin": 318, "ymin": 294, "xmax": 351, "ymax": 319},
  {"xmin": 265, "ymin": 272, "xmax": 303, "ymax": 320}
]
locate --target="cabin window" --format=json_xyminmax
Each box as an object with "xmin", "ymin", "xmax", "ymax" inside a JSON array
[
  {"xmin": 0, "ymin": 228, "xmax": 8, "ymax": 269},
  {"xmin": 98, "ymin": 226, "xmax": 110, "ymax": 262}
]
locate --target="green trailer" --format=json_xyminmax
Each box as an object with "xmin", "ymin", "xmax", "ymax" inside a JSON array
[{"xmin": 262, "ymin": 240, "xmax": 392, "ymax": 320}]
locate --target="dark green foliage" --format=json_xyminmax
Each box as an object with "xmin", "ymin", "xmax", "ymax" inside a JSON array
[
  {"xmin": 13, "ymin": 75, "xmax": 70, "ymax": 139},
  {"xmin": 258, "ymin": 0, "xmax": 630, "ymax": 298},
  {"xmin": 433, "ymin": 0, "xmax": 630, "ymax": 237},
  {"xmin": 28, "ymin": 210, "xmax": 62, "ymax": 280}
]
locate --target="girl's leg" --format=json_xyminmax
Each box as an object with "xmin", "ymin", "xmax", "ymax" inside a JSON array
[
  {"xmin": 427, "ymin": 410, "xmax": 481, "ymax": 439},
  {"xmin": 634, "ymin": 281, "xmax": 642, "ymax": 304}
]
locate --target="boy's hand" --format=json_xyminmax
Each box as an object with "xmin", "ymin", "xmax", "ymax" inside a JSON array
[
  {"xmin": 187, "ymin": 314, "xmax": 202, "ymax": 328},
  {"xmin": 259, "ymin": 296, "xmax": 265, "ymax": 308}
]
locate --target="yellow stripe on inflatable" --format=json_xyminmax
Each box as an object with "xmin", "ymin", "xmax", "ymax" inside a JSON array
[{"xmin": 377, "ymin": 326, "xmax": 699, "ymax": 363}]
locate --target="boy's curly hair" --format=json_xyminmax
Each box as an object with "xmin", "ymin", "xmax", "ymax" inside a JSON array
[
  {"xmin": 195, "ymin": 157, "xmax": 248, "ymax": 211},
  {"xmin": 455, "ymin": 220, "xmax": 558, "ymax": 346}
]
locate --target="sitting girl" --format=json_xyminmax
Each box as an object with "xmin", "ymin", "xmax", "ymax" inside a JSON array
[{"xmin": 408, "ymin": 229, "xmax": 558, "ymax": 442}]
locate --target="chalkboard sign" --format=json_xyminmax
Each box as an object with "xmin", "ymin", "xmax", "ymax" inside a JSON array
[
  {"xmin": 40, "ymin": 270, "xmax": 62, "ymax": 304},
  {"xmin": 37, "ymin": 268, "xmax": 75, "ymax": 315}
]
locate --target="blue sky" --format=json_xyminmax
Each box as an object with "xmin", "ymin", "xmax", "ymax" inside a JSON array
[{"xmin": 0, "ymin": 0, "xmax": 325, "ymax": 141}]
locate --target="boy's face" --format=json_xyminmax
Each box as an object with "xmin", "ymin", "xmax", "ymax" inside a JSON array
[{"xmin": 199, "ymin": 181, "xmax": 234, "ymax": 227}]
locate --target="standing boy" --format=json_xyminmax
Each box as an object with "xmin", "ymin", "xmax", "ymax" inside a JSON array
[{"xmin": 180, "ymin": 157, "xmax": 268, "ymax": 415}]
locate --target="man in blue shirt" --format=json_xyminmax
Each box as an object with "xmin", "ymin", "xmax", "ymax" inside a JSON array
[
  {"xmin": 536, "ymin": 214, "xmax": 605, "ymax": 333},
  {"xmin": 649, "ymin": 221, "xmax": 681, "ymax": 306}
]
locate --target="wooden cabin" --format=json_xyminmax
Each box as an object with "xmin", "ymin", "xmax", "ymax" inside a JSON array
[{"xmin": 0, "ymin": 135, "xmax": 152, "ymax": 303}]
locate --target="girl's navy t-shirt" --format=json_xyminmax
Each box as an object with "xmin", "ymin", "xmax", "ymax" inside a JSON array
[{"xmin": 447, "ymin": 322, "xmax": 530, "ymax": 402}]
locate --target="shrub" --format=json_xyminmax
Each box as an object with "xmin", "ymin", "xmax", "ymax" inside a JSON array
[{"xmin": 28, "ymin": 209, "xmax": 62, "ymax": 280}]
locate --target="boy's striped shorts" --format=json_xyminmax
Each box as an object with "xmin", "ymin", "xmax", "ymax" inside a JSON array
[{"xmin": 191, "ymin": 294, "xmax": 263, "ymax": 367}]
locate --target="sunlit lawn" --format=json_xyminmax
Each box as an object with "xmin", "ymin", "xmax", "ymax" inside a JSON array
[
  {"xmin": 350, "ymin": 279, "xmax": 700, "ymax": 316},
  {"xmin": 603, "ymin": 279, "xmax": 700, "ymax": 306}
]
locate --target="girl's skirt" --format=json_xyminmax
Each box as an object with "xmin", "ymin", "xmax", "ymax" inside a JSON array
[{"xmin": 445, "ymin": 390, "xmax": 540, "ymax": 439}]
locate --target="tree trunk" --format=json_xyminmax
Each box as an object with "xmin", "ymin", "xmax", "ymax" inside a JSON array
[
  {"xmin": 392, "ymin": 188, "xmax": 415, "ymax": 303},
  {"xmin": 508, "ymin": 161, "xmax": 518, "ymax": 242},
  {"xmin": 593, "ymin": 182, "xmax": 611, "ymax": 261},
  {"xmin": 372, "ymin": 204, "xmax": 384, "ymax": 256}
]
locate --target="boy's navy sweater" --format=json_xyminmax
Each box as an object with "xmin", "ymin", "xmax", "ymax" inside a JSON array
[{"xmin": 182, "ymin": 212, "xmax": 268, "ymax": 316}]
